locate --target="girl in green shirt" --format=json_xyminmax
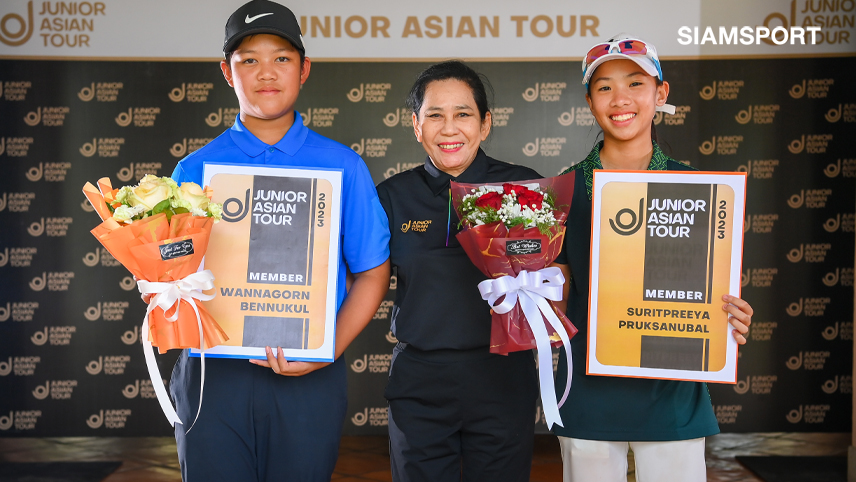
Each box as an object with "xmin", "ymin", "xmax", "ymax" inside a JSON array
[{"xmin": 551, "ymin": 34, "xmax": 753, "ymax": 482}]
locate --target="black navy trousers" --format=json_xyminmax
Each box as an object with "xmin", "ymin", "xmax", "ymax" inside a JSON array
[
  {"xmin": 170, "ymin": 351, "xmax": 347, "ymax": 482},
  {"xmin": 386, "ymin": 344, "xmax": 538, "ymax": 482}
]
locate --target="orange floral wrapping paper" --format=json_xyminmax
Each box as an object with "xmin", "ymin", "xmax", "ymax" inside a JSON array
[
  {"xmin": 83, "ymin": 178, "xmax": 228, "ymax": 353},
  {"xmin": 450, "ymin": 173, "xmax": 578, "ymax": 356}
]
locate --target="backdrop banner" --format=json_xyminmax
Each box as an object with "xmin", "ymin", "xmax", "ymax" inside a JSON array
[
  {"xmin": 0, "ymin": 0, "xmax": 854, "ymax": 59},
  {"xmin": 0, "ymin": 0, "xmax": 853, "ymax": 437},
  {"xmin": 0, "ymin": 56, "xmax": 852, "ymax": 435}
]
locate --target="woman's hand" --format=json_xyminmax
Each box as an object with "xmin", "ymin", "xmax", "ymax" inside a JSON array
[
  {"xmin": 249, "ymin": 346, "xmax": 330, "ymax": 376},
  {"xmin": 723, "ymin": 295, "xmax": 753, "ymax": 344}
]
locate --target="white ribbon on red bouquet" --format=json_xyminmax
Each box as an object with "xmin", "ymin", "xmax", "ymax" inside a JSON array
[
  {"xmin": 137, "ymin": 270, "xmax": 215, "ymax": 433},
  {"xmin": 477, "ymin": 266, "xmax": 572, "ymax": 429}
]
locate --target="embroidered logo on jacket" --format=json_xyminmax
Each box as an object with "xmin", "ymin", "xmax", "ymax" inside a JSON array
[{"xmin": 401, "ymin": 220, "xmax": 431, "ymax": 233}]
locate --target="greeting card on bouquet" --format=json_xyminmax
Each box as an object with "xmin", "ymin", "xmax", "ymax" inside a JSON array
[
  {"xmin": 199, "ymin": 164, "xmax": 342, "ymax": 362},
  {"xmin": 587, "ymin": 171, "xmax": 746, "ymax": 384}
]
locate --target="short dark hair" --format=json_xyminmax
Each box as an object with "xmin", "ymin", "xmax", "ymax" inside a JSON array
[
  {"xmin": 406, "ymin": 60, "xmax": 493, "ymax": 120},
  {"xmin": 224, "ymin": 34, "xmax": 306, "ymax": 66}
]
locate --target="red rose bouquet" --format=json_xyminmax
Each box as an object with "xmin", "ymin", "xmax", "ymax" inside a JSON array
[{"xmin": 451, "ymin": 173, "xmax": 576, "ymax": 428}]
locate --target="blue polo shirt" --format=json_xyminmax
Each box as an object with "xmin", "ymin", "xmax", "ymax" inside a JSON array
[{"xmin": 172, "ymin": 112, "xmax": 390, "ymax": 310}]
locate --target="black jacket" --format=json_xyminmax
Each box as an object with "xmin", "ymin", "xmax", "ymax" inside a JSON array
[{"xmin": 376, "ymin": 149, "xmax": 540, "ymax": 352}]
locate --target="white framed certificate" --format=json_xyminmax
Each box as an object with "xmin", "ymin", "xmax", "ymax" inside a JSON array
[
  {"xmin": 587, "ymin": 170, "xmax": 747, "ymax": 383},
  {"xmin": 193, "ymin": 163, "xmax": 343, "ymax": 361}
]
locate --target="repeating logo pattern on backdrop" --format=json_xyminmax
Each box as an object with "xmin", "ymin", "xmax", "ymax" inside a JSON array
[
  {"xmin": 78, "ymin": 83, "xmax": 123, "ymax": 102},
  {"xmin": 0, "ymin": 56, "xmax": 852, "ymax": 436}
]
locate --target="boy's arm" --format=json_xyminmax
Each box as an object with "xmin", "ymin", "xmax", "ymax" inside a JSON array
[
  {"xmin": 250, "ymin": 259, "xmax": 391, "ymax": 376},
  {"xmin": 331, "ymin": 259, "xmax": 391, "ymax": 358}
]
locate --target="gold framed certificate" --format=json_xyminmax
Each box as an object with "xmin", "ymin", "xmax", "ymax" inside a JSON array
[
  {"xmin": 193, "ymin": 163, "xmax": 343, "ymax": 361},
  {"xmin": 587, "ymin": 171, "xmax": 747, "ymax": 383}
]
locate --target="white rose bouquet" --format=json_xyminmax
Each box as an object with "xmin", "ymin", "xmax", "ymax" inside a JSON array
[{"xmin": 104, "ymin": 174, "xmax": 223, "ymax": 224}]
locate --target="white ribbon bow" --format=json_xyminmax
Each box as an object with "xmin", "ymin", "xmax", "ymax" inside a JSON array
[
  {"xmin": 137, "ymin": 270, "xmax": 216, "ymax": 433},
  {"xmin": 478, "ymin": 267, "xmax": 573, "ymax": 430}
]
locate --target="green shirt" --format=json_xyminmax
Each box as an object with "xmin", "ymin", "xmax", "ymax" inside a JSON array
[
  {"xmin": 553, "ymin": 141, "xmax": 720, "ymax": 441},
  {"xmin": 568, "ymin": 140, "xmax": 673, "ymax": 200}
]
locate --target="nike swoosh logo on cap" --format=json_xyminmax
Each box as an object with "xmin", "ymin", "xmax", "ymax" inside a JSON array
[{"xmin": 245, "ymin": 13, "xmax": 273, "ymax": 23}]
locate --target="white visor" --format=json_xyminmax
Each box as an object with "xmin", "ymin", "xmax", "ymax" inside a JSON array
[{"xmin": 583, "ymin": 54, "xmax": 675, "ymax": 114}]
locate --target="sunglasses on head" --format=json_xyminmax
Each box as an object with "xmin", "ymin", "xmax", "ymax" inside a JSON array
[
  {"xmin": 583, "ymin": 38, "xmax": 663, "ymax": 81},
  {"xmin": 585, "ymin": 39, "xmax": 649, "ymax": 64}
]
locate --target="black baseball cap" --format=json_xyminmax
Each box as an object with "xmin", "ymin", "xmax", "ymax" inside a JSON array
[{"xmin": 223, "ymin": 0, "xmax": 305, "ymax": 55}]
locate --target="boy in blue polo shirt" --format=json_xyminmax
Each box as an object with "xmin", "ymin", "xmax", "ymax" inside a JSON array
[{"xmin": 169, "ymin": 1, "xmax": 391, "ymax": 480}]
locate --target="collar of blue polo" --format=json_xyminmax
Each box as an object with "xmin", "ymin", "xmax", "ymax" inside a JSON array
[
  {"xmin": 228, "ymin": 111, "xmax": 309, "ymax": 158},
  {"xmin": 422, "ymin": 148, "xmax": 491, "ymax": 196}
]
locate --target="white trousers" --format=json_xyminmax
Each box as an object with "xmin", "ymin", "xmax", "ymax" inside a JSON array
[{"xmin": 558, "ymin": 437, "xmax": 707, "ymax": 482}]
